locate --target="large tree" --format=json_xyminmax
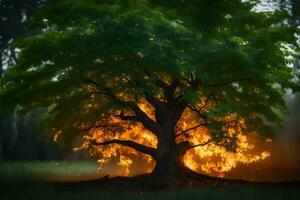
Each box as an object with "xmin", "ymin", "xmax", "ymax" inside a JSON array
[{"xmin": 0, "ymin": 0, "xmax": 299, "ymax": 177}]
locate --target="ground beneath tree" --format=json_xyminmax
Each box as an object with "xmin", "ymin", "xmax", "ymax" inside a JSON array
[
  {"xmin": 51, "ymin": 174, "xmax": 300, "ymax": 191},
  {"xmin": 2, "ymin": 176, "xmax": 300, "ymax": 200},
  {"xmin": 1, "ymin": 161, "xmax": 300, "ymax": 200}
]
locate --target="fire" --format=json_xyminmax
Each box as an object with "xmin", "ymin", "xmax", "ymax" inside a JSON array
[
  {"xmin": 176, "ymin": 108, "xmax": 271, "ymax": 177},
  {"xmin": 73, "ymin": 100, "xmax": 271, "ymax": 178},
  {"xmin": 182, "ymin": 134, "xmax": 271, "ymax": 177}
]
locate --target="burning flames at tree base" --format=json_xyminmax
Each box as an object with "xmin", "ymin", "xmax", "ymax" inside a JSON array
[
  {"xmin": 73, "ymin": 102, "xmax": 274, "ymax": 180},
  {"xmin": 82, "ymin": 135, "xmax": 300, "ymax": 182}
]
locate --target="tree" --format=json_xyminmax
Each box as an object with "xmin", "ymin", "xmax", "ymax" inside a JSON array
[
  {"xmin": 0, "ymin": 0, "xmax": 53, "ymax": 75},
  {"xmin": 279, "ymin": 0, "xmax": 300, "ymax": 25},
  {"xmin": 279, "ymin": 0, "xmax": 300, "ymax": 69},
  {"xmin": 0, "ymin": 0, "xmax": 299, "ymax": 178},
  {"xmin": 0, "ymin": 0, "xmax": 53, "ymax": 160}
]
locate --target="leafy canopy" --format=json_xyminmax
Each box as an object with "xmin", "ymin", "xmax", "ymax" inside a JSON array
[{"xmin": 0, "ymin": 0, "xmax": 299, "ymax": 144}]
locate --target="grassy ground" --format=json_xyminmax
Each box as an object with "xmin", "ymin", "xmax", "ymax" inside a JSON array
[
  {"xmin": 0, "ymin": 161, "xmax": 300, "ymax": 200},
  {"xmin": 0, "ymin": 161, "xmax": 102, "ymax": 182}
]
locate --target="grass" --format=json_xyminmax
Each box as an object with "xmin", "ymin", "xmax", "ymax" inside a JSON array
[
  {"xmin": 0, "ymin": 161, "xmax": 300, "ymax": 200},
  {"xmin": 0, "ymin": 161, "xmax": 102, "ymax": 182}
]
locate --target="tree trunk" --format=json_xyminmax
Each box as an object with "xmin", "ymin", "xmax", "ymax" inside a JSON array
[
  {"xmin": 0, "ymin": 56, "xmax": 3, "ymax": 76},
  {"xmin": 152, "ymin": 150, "xmax": 184, "ymax": 178},
  {"xmin": 151, "ymin": 130, "xmax": 184, "ymax": 178},
  {"xmin": 147, "ymin": 94, "xmax": 187, "ymax": 178},
  {"xmin": 0, "ymin": 132, "xmax": 3, "ymax": 161}
]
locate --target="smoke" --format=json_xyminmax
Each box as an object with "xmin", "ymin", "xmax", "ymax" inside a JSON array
[{"xmin": 224, "ymin": 92, "xmax": 300, "ymax": 182}]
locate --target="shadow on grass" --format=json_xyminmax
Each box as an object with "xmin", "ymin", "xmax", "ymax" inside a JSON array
[{"xmin": 1, "ymin": 161, "xmax": 300, "ymax": 200}]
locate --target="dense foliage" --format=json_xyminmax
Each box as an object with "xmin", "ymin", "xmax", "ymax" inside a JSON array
[{"xmin": 0, "ymin": 0, "xmax": 53, "ymax": 74}]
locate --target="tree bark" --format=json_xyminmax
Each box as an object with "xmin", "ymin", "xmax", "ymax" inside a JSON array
[
  {"xmin": 0, "ymin": 132, "xmax": 3, "ymax": 161},
  {"xmin": 0, "ymin": 56, "xmax": 3, "ymax": 76},
  {"xmin": 151, "ymin": 140, "xmax": 184, "ymax": 177},
  {"xmin": 151, "ymin": 114, "xmax": 185, "ymax": 178},
  {"xmin": 148, "ymin": 86, "xmax": 187, "ymax": 178}
]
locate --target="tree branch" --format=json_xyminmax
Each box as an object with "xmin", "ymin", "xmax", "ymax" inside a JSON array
[
  {"xmin": 121, "ymin": 75, "xmax": 164, "ymax": 107},
  {"xmin": 83, "ymin": 78, "xmax": 161, "ymax": 135},
  {"xmin": 113, "ymin": 111, "xmax": 137, "ymax": 121},
  {"xmin": 78, "ymin": 124, "xmax": 120, "ymax": 132},
  {"xmin": 187, "ymin": 105, "xmax": 208, "ymax": 120},
  {"xmin": 132, "ymin": 105, "xmax": 161, "ymax": 135},
  {"xmin": 143, "ymin": 70, "xmax": 169, "ymax": 89},
  {"xmin": 92, "ymin": 139, "xmax": 158, "ymax": 159},
  {"xmin": 145, "ymin": 94, "xmax": 163, "ymax": 108},
  {"xmin": 176, "ymin": 123, "xmax": 207, "ymax": 138},
  {"xmin": 180, "ymin": 140, "xmax": 213, "ymax": 152},
  {"xmin": 200, "ymin": 95, "xmax": 211, "ymax": 111}
]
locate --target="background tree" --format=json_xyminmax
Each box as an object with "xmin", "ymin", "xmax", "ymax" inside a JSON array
[
  {"xmin": 0, "ymin": 0, "xmax": 52, "ymax": 75},
  {"xmin": 279, "ymin": 0, "xmax": 300, "ymax": 25},
  {"xmin": 0, "ymin": 0, "xmax": 59, "ymax": 161},
  {"xmin": 279, "ymin": 0, "xmax": 300, "ymax": 69},
  {"xmin": 0, "ymin": 0, "xmax": 299, "ymax": 177}
]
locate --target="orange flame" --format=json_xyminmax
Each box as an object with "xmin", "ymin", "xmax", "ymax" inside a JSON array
[{"xmin": 73, "ymin": 100, "xmax": 271, "ymax": 178}]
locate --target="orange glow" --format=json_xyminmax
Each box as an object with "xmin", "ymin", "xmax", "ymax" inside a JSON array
[
  {"xmin": 73, "ymin": 100, "xmax": 271, "ymax": 178},
  {"xmin": 176, "ymin": 109, "xmax": 270, "ymax": 177}
]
